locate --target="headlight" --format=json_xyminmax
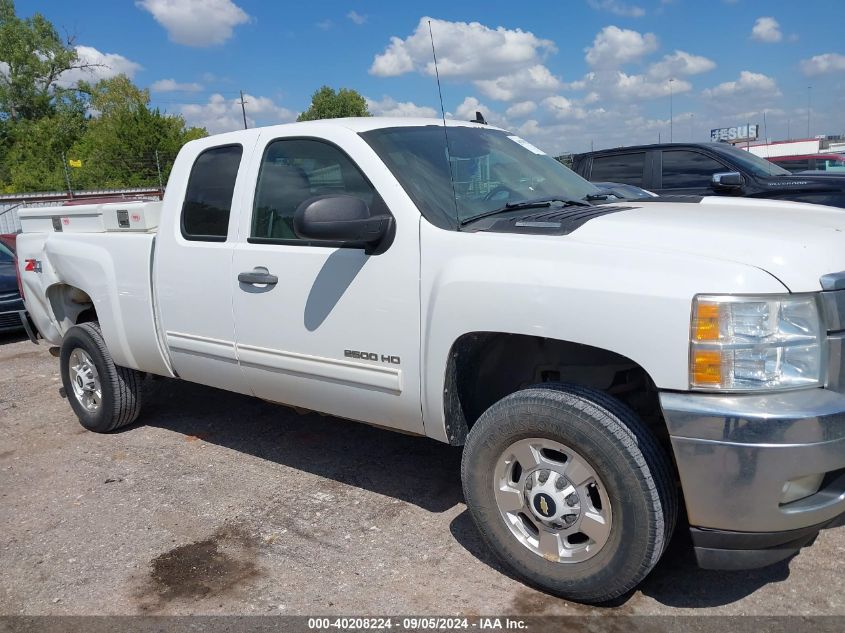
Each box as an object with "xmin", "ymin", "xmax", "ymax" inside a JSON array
[{"xmin": 689, "ymin": 294, "xmax": 823, "ymax": 391}]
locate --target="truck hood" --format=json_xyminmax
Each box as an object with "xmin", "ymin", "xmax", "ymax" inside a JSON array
[{"xmin": 573, "ymin": 196, "xmax": 845, "ymax": 292}]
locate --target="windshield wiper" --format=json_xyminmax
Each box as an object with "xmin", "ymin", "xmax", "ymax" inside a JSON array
[{"xmin": 459, "ymin": 196, "xmax": 592, "ymax": 227}]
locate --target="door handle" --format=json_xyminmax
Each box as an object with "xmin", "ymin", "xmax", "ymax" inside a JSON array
[{"xmin": 238, "ymin": 267, "xmax": 278, "ymax": 286}]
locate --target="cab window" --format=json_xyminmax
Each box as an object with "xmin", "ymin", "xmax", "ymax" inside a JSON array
[
  {"xmin": 590, "ymin": 153, "xmax": 646, "ymax": 187},
  {"xmin": 181, "ymin": 144, "xmax": 243, "ymax": 242},
  {"xmin": 661, "ymin": 150, "xmax": 727, "ymax": 189},
  {"xmin": 251, "ymin": 138, "xmax": 381, "ymax": 242}
]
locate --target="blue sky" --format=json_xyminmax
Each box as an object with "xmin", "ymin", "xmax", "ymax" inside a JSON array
[{"xmin": 23, "ymin": 0, "xmax": 845, "ymax": 153}]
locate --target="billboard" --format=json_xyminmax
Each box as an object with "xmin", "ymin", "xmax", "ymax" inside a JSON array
[{"xmin": 710, "ymin": 124, "xmax": 759, "ymax": 143}]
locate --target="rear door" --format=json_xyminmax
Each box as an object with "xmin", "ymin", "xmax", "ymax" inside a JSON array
[
  {"xmin": 155, "ymin": 141, "xmax": 252, "ymax": 394},
  {"xmin": 655, "ymin": 149, "xmax": 732, "ymax": 196},
  {"xmin": 230, "ymin": 129, "xmax": 423, "ymax": 434},
  {"xmin": 588, "ymin": 152, "xmax": 648, "ymax": 188}
]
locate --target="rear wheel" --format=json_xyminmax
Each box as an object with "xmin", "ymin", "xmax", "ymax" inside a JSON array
[
  {"xmin": 461, "ymin": 384, "xmax": 676, "ymax": 604},
  {"xmin": 60, "ymin": 322, "xmax": 143, "ymax": 432}
]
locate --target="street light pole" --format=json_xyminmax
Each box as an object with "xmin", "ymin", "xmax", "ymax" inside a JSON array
[{"xmin": 669, "ymin": 78, "xmax": 674, "ymax": 142}]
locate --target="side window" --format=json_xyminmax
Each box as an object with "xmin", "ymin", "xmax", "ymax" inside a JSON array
[
  {"xmin": 661, "ymin": 151, "xmax": 727, "ymax": 189},
  {"xmin": 589, "ymin": 153, "xmax": 646, "ymax": 186},
  {"xmin": 251, "ymin": 138, "xmax": 381, "ymax": 242},
  {"xmin": 181, "ymin": 144, "xmax": 243, "ymax": 242},
  {"xmin": 0, "ymin": 243, "xmax": 13, "ymax": 264},
  {"xmin": 776, "ymin": 159, "xmax": 811, "ymax": 173}
]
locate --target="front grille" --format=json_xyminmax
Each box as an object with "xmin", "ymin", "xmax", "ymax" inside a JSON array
[
  {"xmin": 0, "ymin": 310, "xmax": 24, "ymax": 330},
  {"xmin": 822, "ymin": 287, "xmax": 845, "ymax": 393}
]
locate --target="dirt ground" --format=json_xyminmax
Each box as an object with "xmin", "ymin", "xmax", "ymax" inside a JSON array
[{"xmin": 1, "ymin": 331, "xmax": 844, "ymax": 616}]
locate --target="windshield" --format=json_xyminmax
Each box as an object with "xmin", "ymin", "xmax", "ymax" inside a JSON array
[
  {"xmin": 361, "ymin": 125, "xmax": 600, "ymax": 229},
  {"xmin": 714, "ymin": 144, "xmax": 791, "ymax": 177}
]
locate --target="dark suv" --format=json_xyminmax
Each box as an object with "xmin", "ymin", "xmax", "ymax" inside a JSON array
[
  {"xmin": 572, "ymin": 142, "xmax": 845, "ymax": 208},
  {"xmin": 0, "ymin": 237, "xmax": 32, "ymax": 334}
]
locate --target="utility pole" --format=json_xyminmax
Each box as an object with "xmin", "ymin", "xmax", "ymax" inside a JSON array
[
  {"xmin": 238, "ymin": 90, "xmax": 248, "ymax": 129},
  {"xmin": 155, "ymin": 149, "xmax": 164, "ymax": 193},
  {"xmin": 669, "ymin": 78, "xmax": 674, "ymax": 143},
  {"xmin": 60, "ymin": 152, "xmax": 73, "ymax": 198},
  {"xmin": 807, "ymin": 85, "xmax": 812, "ymax": 138}
]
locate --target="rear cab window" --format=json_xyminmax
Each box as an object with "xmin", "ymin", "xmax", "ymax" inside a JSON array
[
  {"xmin": 590, "ymin": 153, "xmax": 646, "ymax": 187},
  {"xmin": 181, "ymin": 144, "xmax": 244, "ymax": 242}
]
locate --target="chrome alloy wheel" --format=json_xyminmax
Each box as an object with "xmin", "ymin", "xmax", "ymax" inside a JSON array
[
  {"xmin": 494, "ymin": 438, "xmax": 612, "ymax": 563},
  {"xmin": 68, "ymin": 348, "xmax": 102, "ymax": 413}
]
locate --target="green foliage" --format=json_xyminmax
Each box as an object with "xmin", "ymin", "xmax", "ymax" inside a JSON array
[
  {"xmin": 297, "ymin": 85, "xmax": 370, "ymax": 122},
  {"xmin": 2, "ymin": 99, "xmax": 86, "ymax": 192},
  {"xmin": 0, "ymin": 0, "xmax": 87, "ymax": 121},
  {"xmin": 0, "ymin": 2, "xmax": 207, "ymax": 193},
  {"xmin": 68, "ymin": 76, "xmax": 206, "ymax": 189}
]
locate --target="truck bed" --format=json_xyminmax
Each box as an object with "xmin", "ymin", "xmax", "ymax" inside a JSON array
[{"xmin": 16, "ymin": 200, "xmax": 173, "ymax": 377}]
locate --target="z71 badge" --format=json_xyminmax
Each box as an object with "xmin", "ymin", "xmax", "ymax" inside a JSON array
[{"xmin": 344, "ymin": 350, "xmax": 400, "ymax": 365}]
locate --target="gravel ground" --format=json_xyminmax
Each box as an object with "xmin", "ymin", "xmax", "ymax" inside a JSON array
[{"xmin": 1, "ymin": 331, "xmax": 844, "ymax": 616}]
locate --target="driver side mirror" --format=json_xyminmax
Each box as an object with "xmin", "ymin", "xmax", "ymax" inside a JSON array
[
  {"xmin": 293, "ymin": 195, "xmax": 393, "ymax": 255},
  {"xmin": 710, "ymin": 172, "xmax": 744, "ymax": 192}
]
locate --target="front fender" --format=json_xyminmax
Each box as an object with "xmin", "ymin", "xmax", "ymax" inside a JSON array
[{"xmin": 419, "ymin": 222, "xmax": 787, "ymax": 443}]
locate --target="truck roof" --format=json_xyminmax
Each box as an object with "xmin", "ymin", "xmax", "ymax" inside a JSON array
[
  {"xmin": 202, "ymin": 117, "xmax": 505, "ymax": 142},
  {"xmin": 574, "ymin": 142, "xmax": 734, "ymax": 159}
]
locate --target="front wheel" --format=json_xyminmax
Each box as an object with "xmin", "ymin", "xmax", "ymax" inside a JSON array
[
  {"xmin": 461, "ymin": 384, "xmax": 676, "ymax": 604},
  {"xmin": 60, "ymin": 322, "xmax": 143, "ymax": 433}
]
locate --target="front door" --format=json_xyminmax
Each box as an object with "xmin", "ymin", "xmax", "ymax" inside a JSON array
[
  {"xmin": 231, "ymin": 134, "xmax": 422, "ymax": 433},
  {"xmin": 656, "ymin": 149, "xmax": 732, "ymax": 196}
]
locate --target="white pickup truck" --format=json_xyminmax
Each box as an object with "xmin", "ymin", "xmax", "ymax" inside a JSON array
[{"xmin": 17, "ymin": 118, "xmax": 845, "ymax": 603}]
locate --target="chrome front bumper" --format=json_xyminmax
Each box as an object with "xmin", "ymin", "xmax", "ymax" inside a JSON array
[{"xmin": 661, "ymin": 389, "xmax": 845, "ymax": 534}]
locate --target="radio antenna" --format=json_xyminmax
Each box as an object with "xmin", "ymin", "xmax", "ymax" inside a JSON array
[{"xmin": 428, "ymin": 20, "xmax": 460, "ymax": 225}]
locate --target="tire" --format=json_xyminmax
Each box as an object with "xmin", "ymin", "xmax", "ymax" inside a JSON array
[
  {"xmin": 59, "ymin": 322, "xmax": 143, "ymax": 433},
  {"xmin": 461, "ymin": 384, "xmax": 677, "ymax": 604}
]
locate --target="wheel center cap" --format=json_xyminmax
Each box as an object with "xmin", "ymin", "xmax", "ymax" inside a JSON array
[
  {"xmin": 532, "ymin": 492, "xmax": 557, "ymax": 519},
  {"xmin": 525, "ymin": 469, "xmax": 581, "ymax": 525}
]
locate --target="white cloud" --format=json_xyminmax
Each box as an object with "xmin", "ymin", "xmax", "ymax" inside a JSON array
[
  {"xmin": 452, "ymin": 96, "xmax": 508, "ymax": 127},
  {"xmin": 541, "ymin": 95, "xmax": 589, "ymax": 120},
  {"xmin": 585, "ymin": 26, "xmax": 658, "ymax": 68},
  {"xmin": 587, "ymin": 0, "xmax": 645, "ymax": 18},
  {"xmin": 347, "ymin": 10, "xmax": 367, "ymax": 25},
  {"xmin": 751, "ymin": 17, "xmax": 782, "ymax": 43},
  {"xmin": 316, "ymin": 20, "xmax": 333, "ymax": 31},
  {"xmin": 150, "ymin": 78, "xmax": 203, "ymax": 92},
  {"xmin": 136, "ymin": 0, "xmax": 250, "ymax": 47},
  {"xmin": 801, "ymin": 52, "xmax": 845, "ymax": 76},
  {"xmin": 505, "ymin": 100, "xmax": 537, "ymax": 118},
  {"xmin": 366, "ymin": 96, "xmax": 437, "ymax": 118},
  {"xmin": 613, "ymin": 71, "xmax": 691, "ymax": 99},
  {"xmin": 647, "ymin": 50, "xmax": 715, "ymax": 80},
  {"xmin": 58, "ymin": 45, "xmax": 142, "ymax": 86},
  {"xmin": 474, "ymin": 64, "xmax": 562, "ymax": 101},
  {"xmin": 370, "ymin": 17, "xmax": 556, "ymax": 80},
  {"xmin": 180, "ymin": 93, "xmax": 295, "ymax": 134},
  {"xmin": 702, "ymin": 70, "xmax": 780, "ymax": 100}
]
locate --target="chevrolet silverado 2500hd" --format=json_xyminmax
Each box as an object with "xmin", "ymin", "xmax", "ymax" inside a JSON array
[{"xmin": 17, "ymin": 118, "xmax": 845, "ymax": 603}]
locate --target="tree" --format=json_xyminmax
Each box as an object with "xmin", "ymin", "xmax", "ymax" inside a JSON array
[
  {"xmin": 68, "ymin": 75, "xmax": 206, "ymax": 189},
  {"xmin": 0, "ymin": 0, "xmax": 99, "ymax": 121},
  {"xmin": 1, "ymin": 96, "xmax": 86, "ymax": 192},
  {"xmin": 296, "ymin": 86, "xmax": 370, "ymax": 122}
]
